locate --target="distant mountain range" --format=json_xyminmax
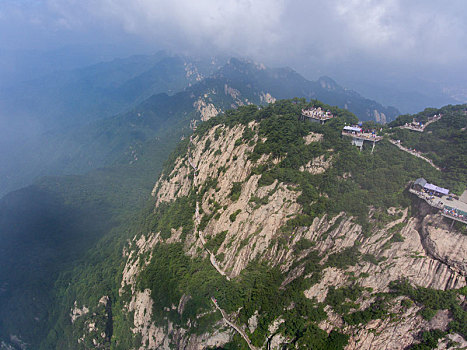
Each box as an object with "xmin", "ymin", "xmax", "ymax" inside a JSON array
[
  {"xmin": 215, "ymin": 58, "xmax": 399, "ymax": 123},
  {"xmin": 1, "ymin": 50, "xmax": 466, "ymax": 349},
  {"xmin": 0, "ymin": 52, "xmax": 222, "ymax": 131},
  {"xmin": 0, "ymin": 54, "xmax": 399, "ymax": 197},
  {"xmin": 0, "ymin": 53, "xmax": 398, "ymax": 132}
]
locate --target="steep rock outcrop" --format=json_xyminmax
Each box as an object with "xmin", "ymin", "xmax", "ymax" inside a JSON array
[
  {"xmin": 145, "ymin": 119, "xmax": 467, "ymax": 348},
  {"xmin": 79, "ymin": 104, "xmax": 467, "ymax": 349},
  {"xmin": 421, "ymin": 213, "xmax": 467, "ymax": 276}
]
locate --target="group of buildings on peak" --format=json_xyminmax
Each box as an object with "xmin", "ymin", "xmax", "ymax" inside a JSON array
[
  {"xmin": 300, "ymin": 107, "xmax": 333, "ymax": 123},
  {"xmin": 399, "ymin": 113, "xmax": 443, "ymax": 132},
  {"xmin": 301, "ymin": 107, "xmax": 381, "ymax": 150},
  {"xmin": 299, "ymin": 107, "xmax": 466, "ymax": 226},
  {"xmin": 411, "ymin": 178, "xmax": 467, "ymax": 225},
  {"xmin": 300, "ymin": 107, "xmax": 448, "ymax": 155}
]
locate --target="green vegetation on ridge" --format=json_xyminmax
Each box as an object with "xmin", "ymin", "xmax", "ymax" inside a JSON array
[
  {"xmin": 191, "ymin": 99, "xmax": 445, "ymax": 230},
  {"xmin": 118, "ymin": 99, "xmax": 464, "ymax": 348},
  {"xmin": 4, "ymin": 98, "xmax": 465, "ymax": 349},
  {"xmin": 389, "ymin": 104, "xmax": 467, "ymax": 193}
]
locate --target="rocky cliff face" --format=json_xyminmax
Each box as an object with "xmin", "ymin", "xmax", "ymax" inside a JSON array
[
  {"xmin": 71, "ymin": 101, "xmax": 466, "ymax": 349},
  {"xmin": 152, "ymin": 121, "xmax": 302, "ymax": 278}
]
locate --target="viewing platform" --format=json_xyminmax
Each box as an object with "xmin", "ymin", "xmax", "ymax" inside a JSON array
[
  {"xmin": 408, "ymin": 188, "xmax": 444, "ymax": 210},
  {"xmin": 442, "ymin": 206, "xmax": 467, "ymax": 224},
  {"xmin": 399, "ymin": 114, "xmax": 442, "ymax": 132},
  {"xmin": 409, "ymin": 179, "xmax": 467, "ymax": 225},
  {"xmin": 341, "ymin": 131, "xmax": 383, "ymax": 142},
  {"xmin": 342, "ymin": 126, "xmax": 382, "ymax": 151},
  {"xmin": 300, "ymin": 107, "xmax": 333, "ymax": 123}
]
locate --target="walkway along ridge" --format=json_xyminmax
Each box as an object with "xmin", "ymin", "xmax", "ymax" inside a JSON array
[
  {"xmin": 398, "ymin": 113, "xmax": 443, "ymax": 132},
  {"xmin": 389, "ymin": 139, "xmax": 441, "ymax": 171},
  {"xmin": 211, "ymin": 298, "xmax": 259, "ymax": 350},
  {"xmin": 195, "ymin": 202, "xmax": 230, "ymax": 280}
]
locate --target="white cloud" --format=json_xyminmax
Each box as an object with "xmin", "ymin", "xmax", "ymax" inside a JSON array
[
  {"xmin": 46, "ymin": 0, "xmax": 287, "ymax": 56},
  {"xmin": 0, "ymin": 0, "xmax": 466, "ymax": 88},
  {"xmin": 2, "ymin": 0, "xmax": 465, "ymax": 66},
  {"xmin": 330, "ymin": 0, "xmax": 467, "ymax": 64},
  {"xmin": 335, "ymin": 0, "xmax": 400, "ymax": 47}
]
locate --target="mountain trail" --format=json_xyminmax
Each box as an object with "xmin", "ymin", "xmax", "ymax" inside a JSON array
[
  {"xmin": 188, "ymin": 135, "xmax": 260, "ymax": 345},
  {"xmin": 389, "ymin": 139, "xmax": 441, "ymax": 171},
  {"xmin": 211, "ymin": 298, "xmax": 259, "ymax": 350}
]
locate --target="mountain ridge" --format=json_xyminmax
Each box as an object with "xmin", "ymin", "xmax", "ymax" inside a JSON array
[
  {"xmin": 0, "ymin": 56, "xmax": 399, "ymax": 197},
  {"xmin": 27, "ymin": 100, "xmax": 465, "ymax": 350}
]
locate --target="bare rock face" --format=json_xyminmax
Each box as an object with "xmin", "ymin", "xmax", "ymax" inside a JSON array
[
  {"xmin": 421, "ymin": 214, "xmax": 467, "ymax": 276},
  {"xmin": 201, "ymin": 176, "xmax": 301, "ymax": 277},
  {"xmin": 372, "ymin": 109, "xmax": 387, "ymax": 124},
  {"xmin": 126, "ymin": 288, "xmax": 232, "ymax": 350},
  {"xmin": 70, "ymin": 301, "xmax": 89, "ymax": 323},
  {"xmin": 303, "ymin": 132, "xmax": 323, "ymax": 145},
  {"xmin": 184, "ymin": 62, "xmax": 203, "ymax": 82},
  {"xmin": 153, "ymin": 123, "xmax": 259, "ymax": 205},
  {"xmin": 161, "ymin": 121, "xmax": 299, "ymax": 275},
  {"xmin": 117, "ymin": 221, "xmax": 235, "ymax": 349},
  {"xmin": 120, "ymin": 232, "xmax": 161, "ymax": 295},
  {"xmin": 248, "ymin": 311, "xmax": 259, "ymax": 333},
  {"xmin": 436, "ymin": 333, "xmax": 467, "ymax": 349},
  {"xmin": 305, "ymin": 267, "xmax": 347, "ymax": 302},
  {"xmin": 297, "ymin": 206, "xmax": 466, "ymax": 349},
  {"xmin": 224, "ymin": 84, "xmax": 241, "ymax": 100},
  {"xmin": 71, "ymin": 295, "xmax": 113, "ymax": 348},
  {"xmin": 101, "ymin": 120, "xmax": 467, "ymax": 349},
  {"xmin": 299, "ymin": 154, "xmax": 333, "ymax": 175},
  {"xmin": 129, "ymin": 290, "xmax": 158, "ymax": 348},
  {"xmin": 260, "ymin": 92, "xmax": 276, "ymax": 104},
  {"xmin": 302, "ymin": 210, "xmax": 465, "ymax": 296},
  {"xmin": 194, "ymin": 96, "xmax": 220, "ymax": 121},
  {"xmin": 269, "ymin": 333, "xmax": 287, "ymax": 350},
  {"xmin": 346, "ymin": 307, "xmax": 450, "ymax": 350}
]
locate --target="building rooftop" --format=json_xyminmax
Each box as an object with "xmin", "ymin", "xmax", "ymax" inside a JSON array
[
  {"xmin": 414, "ymin": 178, "xmax": 427, "ymax": 187},
  {"xmin": 343, "ymin": 126, "xmax": 362, "ymax": 132},
  {"xmin": 424, "ymin": 183, "xmax": 449, "ymax": 195}
]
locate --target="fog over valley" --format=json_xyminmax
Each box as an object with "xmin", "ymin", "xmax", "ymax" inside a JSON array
[{"xmin": 0, "ymin": 2, "xmax": 466, "ymax": 350}]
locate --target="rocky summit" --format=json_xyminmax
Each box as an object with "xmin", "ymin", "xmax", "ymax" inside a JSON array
[
  {"xmin": 57, "ymin": 100, "xmax": 467, "ymax": 349},
  {"xmin": 1, "ymin": 2, "xmax": 466, "ymax": 348}
]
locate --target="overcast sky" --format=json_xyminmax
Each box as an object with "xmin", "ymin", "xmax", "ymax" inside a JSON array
[{"xmin": 1, "ymin": 0, "xmax": 466, "ymax": 108}]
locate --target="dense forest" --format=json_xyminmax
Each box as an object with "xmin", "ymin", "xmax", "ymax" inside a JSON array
[
  {"xmin": 388, "ymin": 104, "xmax": 467, "ymax": 193},
  {"xmin": 131, "ymin": 100, "xmax": 465, "ymax": 349},
  {"xmin": 2, "ymin": 98, "xmax": 466, "ymax": 349}
]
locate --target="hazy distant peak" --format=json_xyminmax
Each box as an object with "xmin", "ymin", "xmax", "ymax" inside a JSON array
[
  {"xmin": 221, "ymin": 57, "xmax": 262, "ymax": 76},
  {"xmin": 317, "ymin": 76, "xmax": 339, "ymax": 90}
]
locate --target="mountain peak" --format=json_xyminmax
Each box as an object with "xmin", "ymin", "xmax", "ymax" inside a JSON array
[
  {"xmin": 119, "ymin": 100, "xmax": 467, "ymax": 349},
  {"xmin": 221, "ymin": 57, "xmax": 268, "ymax": 76},
  {"xmin": 318, "ymin": 76, "xmax": 340, "ymax": 90}
]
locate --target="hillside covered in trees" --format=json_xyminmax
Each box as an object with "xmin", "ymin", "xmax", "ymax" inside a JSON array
[
  {"xmin": 388, "ymin": 104, "xmax": 467, "ymax": 193},
  {"xmin": 8, "ymin": 99, "xmax": 463, "ymax": 350}
]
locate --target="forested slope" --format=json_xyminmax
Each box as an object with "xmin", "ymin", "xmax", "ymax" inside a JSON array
[
  {"xmin": 36, "ymin": 100, "xmax": 466, "ymax": 350},
  {"xmin": 389, "ymin": 104, "xmax": 467, "ymax": 192}
]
